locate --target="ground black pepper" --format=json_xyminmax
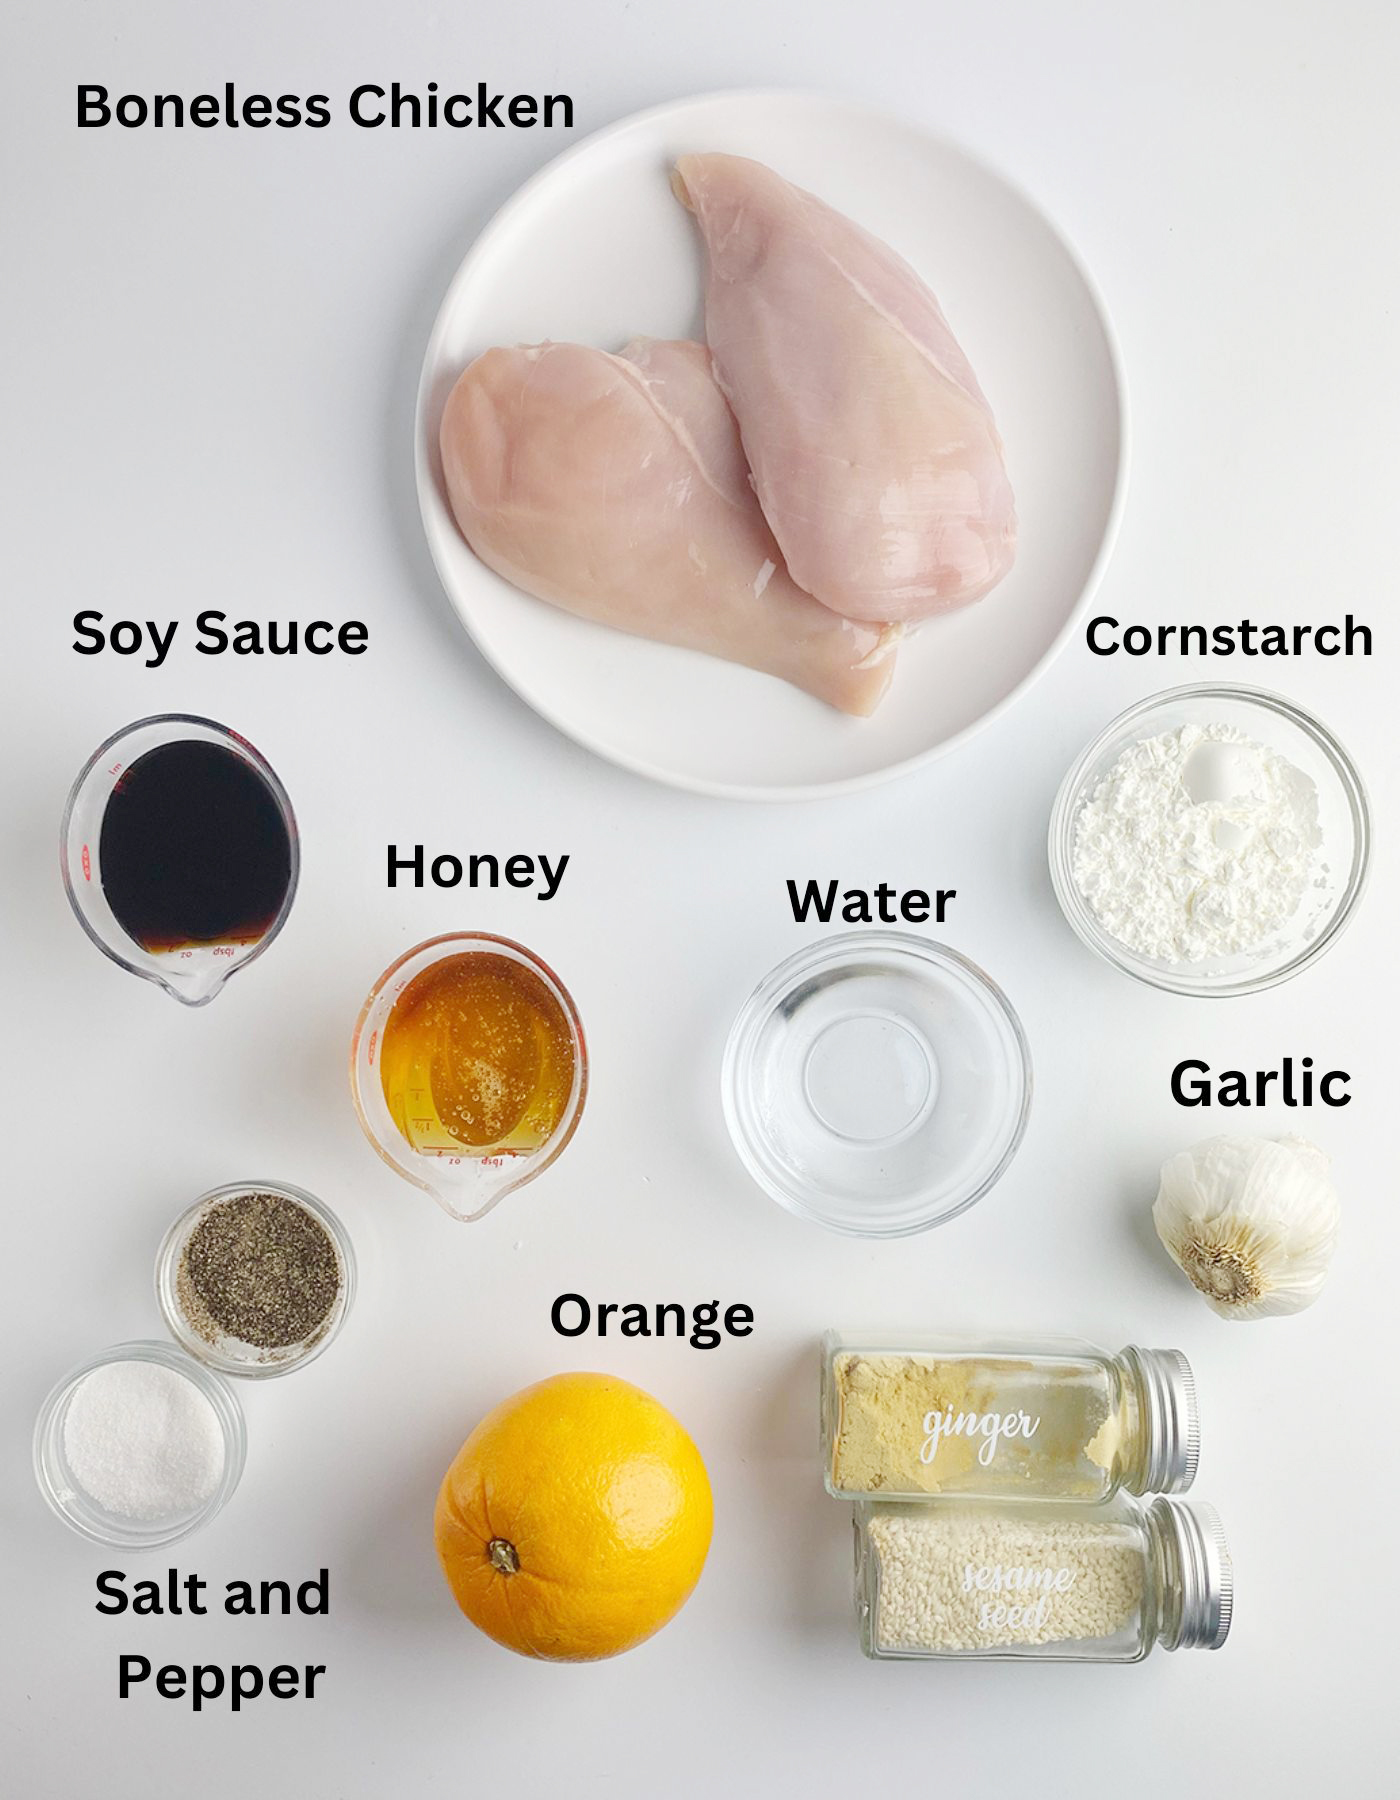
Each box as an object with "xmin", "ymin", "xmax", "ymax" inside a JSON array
[{"xmin": 177, "ymin": 1190, "xmax": 341, "ymax": 1353}]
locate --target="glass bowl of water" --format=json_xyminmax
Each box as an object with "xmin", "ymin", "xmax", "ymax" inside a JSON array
[{"xmin": 721, "ymin": 933, "xmax": 1032, "ymax": 1237}]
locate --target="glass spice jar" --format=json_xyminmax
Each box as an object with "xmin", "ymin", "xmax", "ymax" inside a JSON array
[
  {"xmin": 823, "ymin": 1332, "xmax": 1198, "ymax": 1503},
  {"xmin": 854, "ymin": 1496, "xmax": 1232, "ymax": 1662}
]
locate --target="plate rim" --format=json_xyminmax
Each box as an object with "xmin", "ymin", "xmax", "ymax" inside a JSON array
[{"xmin": 413, "ymin": 87, "xmax": 1130, "ymax": 803}]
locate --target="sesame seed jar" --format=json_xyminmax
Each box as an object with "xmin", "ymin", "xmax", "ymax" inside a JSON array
[{"xmin": 854, "ymin": 1497, "xmax": 1232, "ymax": 1662}]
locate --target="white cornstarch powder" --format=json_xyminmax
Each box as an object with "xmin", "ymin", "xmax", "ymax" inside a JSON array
[
  {"xmin": 869, "ymin": 1511, "xmax": 1143, "ymax": 1653},
  {"xmin": 63, "ymin": 1360, "xmax": 225, "ymax": 1520},
  {"xmin": 1071, "ymin": 723, "xmax": 1321, "ymax": 964}
]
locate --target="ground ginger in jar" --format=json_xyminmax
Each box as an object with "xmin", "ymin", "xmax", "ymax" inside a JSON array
[{"xmin": 822, "ymin": 1335, "xmax": 1199, "ymax": 1502}]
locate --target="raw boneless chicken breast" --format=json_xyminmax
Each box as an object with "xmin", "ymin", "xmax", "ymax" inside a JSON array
[
  {"xmin": 673, "ymin": 153, "xmax": 1017, "ymax": 624},
  {"xmin": 438, "ymin": 338, "xmax": 897, "ymax": 715}
]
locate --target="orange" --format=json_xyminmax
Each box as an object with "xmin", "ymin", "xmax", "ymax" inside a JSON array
[{"xmin": 434, "ymin": 1371, "xmax": 713, "ymax": 1661}]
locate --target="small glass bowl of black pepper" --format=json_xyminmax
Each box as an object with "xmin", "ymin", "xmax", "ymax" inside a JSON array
[{"xmin": 156, "ymin": 1181, "xmax": 355, "ymax": 1379}]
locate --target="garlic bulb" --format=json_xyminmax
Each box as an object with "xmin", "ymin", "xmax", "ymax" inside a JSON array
[{"xmin": 1152, "ymin": 1134, "xmax": 1339, "ymax": 1320}]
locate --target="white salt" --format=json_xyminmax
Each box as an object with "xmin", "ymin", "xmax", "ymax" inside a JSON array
[{"xmin": 63, "ymin": 1360, "xmax": 224, "ymax": 1520}]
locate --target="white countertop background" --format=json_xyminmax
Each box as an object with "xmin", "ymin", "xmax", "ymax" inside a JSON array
[{"xmin": 3, "ymin": 1, "xmax": 1397, "ymax": 1792}]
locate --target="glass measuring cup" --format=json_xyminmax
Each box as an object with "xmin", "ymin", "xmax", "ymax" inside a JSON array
[
  {"xmin": 350, "ymin": 933, "xmax": 587, "ymax": 1222},
  {"xmin": 61, "ymin": 715, "xmax": 299, "ymax": 1008}
]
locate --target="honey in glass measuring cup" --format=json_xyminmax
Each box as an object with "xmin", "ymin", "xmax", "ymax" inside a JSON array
[{"xmin": 351, "ymin": 934, "xmax": 586, "ymax": 1221}]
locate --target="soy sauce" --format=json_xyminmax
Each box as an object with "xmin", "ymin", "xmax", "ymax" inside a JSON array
[{"xmin": 99, "ymin": 740, "xmax": 293, "ymax": 952}]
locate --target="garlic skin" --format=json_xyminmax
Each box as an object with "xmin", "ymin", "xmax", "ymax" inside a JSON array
[{"xmin": 1152, "ymin": 1135, "xmax": 1339, "ymax": 1320}]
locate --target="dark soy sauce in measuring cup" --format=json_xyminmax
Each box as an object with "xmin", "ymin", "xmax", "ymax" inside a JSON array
[{"xmin": 99, "ymin": 740, "xmax": 293, "ymax": 952}]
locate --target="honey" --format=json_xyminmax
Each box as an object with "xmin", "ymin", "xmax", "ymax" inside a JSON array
[{"xmin": 378, "ymin": 952, "xmax": 576, "ymax": 1159}]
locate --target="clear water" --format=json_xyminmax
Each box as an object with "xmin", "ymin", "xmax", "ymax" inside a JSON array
[{"xmin": 729, "ymin": 942, "xmax": 1029, "ymax": 1236}]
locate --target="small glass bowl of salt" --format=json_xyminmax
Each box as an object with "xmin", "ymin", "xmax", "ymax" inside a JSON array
[
  {"xmin": 1048, "ymin": 684, "xmax": 1370, "ymax": 996},
  {"xmin": 33, "ymin": 1340, "xmax": 245, "ymax": 1548}
]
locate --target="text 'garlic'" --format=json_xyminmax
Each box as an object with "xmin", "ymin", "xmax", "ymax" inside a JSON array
[{"xmin": 1152, "ymin": 1135, "xmax": 1339, "ymax": 1319}]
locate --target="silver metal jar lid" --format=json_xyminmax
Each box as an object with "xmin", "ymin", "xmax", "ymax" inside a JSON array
[
  {"xmin": 1124, "ymin": 1345, "xmax": 1200, "ymax": 1494},
  {"xmin": 1150, "ymin": 1498, "xmax": 1233, "ymax": 1650}
]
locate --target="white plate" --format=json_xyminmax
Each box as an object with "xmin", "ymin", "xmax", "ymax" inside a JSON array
[{"xmin": 416, "ymin": 91, "xmax": 1126, "ymax": 801}]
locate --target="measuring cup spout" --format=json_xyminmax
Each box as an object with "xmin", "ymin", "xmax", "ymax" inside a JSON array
[
  {"xmin": 156, "ymin": 961, "xmax": 235, "ymax": 1008},
  {"xmin": 420, "ymin": 1163, "xmax": 529, "ymax": 1224}
]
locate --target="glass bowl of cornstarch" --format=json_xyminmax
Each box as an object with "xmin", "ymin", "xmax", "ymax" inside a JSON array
[{"xmin": 1048, "ymin": 685, "xmax": 1370, "ymax": 996}]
